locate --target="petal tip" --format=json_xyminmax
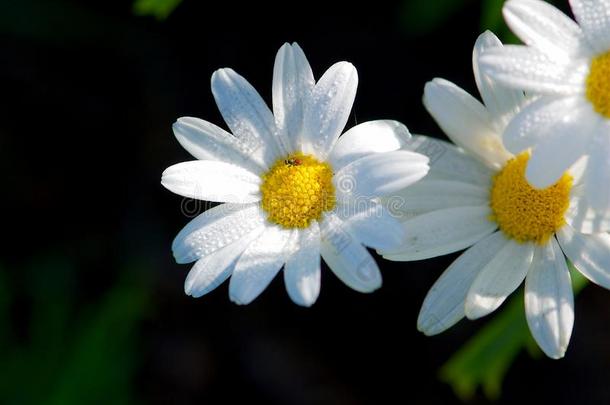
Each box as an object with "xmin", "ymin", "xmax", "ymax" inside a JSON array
[
  {"xmin": 464, "ymin": 300, "xmax": 488, "ymax": 320},
  {"xmin": 291, "ymin": 297, "xmax": 316, "ymax": 307},
  {"xmin": 229, "ymin": 293, "xmax": 248, "ymax": 305},
  {"xmin": 475, "ymin": 30, "xmax": 502, "ymax": 50},
  {"xmin": 540, "ymin": 343, "xmax": 567, "ymax": 360}
]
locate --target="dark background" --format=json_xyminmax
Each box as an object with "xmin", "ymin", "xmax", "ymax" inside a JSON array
[{"xmin": 2, "ymin": 0, "xmax": 610, "ymax": 403}]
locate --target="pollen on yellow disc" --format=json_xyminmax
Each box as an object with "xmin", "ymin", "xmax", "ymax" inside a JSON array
[
  {"xmin": 260, "ymin": 153, "xmax": 335, "ymax": 228},
  {"xmin": 489, "ymin": 153, "xmax": 572, "ymax": 245},
  {"xmin": 586, "ymin": 51, "xmax": 610, "ymax": 118}
]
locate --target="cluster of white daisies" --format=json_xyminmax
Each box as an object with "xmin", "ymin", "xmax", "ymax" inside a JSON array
[{"xmin": 161, "ymin": 0, "xmax": 610, "ymax": 359}]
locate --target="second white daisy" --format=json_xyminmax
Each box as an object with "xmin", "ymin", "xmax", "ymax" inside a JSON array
[
  {"xmin": 480, "ymin": 0, "xmax": 610, "ymax": 216},
  {"xmin": 380, "ymin": 32, "xmax": 610, "ymax": 359}
]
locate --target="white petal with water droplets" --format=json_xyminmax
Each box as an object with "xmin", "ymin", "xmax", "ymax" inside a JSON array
[
  {"xmin": 424, "ymin": 78, "xmax": 511, "ymax": 169},
  {"xmin": 584, "ymin": 126, "xmax": 610, "ymax": 211},
  {"xmin": 320, "ymin": 213, "xmax": 382, "ymax": 293},
  {"xmin": 418, "ymin": 231, "xmax": 507, "ymax": 335},
  {"xmin": 211, "ymin": 68, "xmax": 282, "ymax": 165},
  {"xmin": 557, "ymin": 224, "xmax": 610, "ymax": 289},
  {"xmin": 381, "ymin": 206, "xmax": 496, "ymax": 261},
  {"xmin": 172, "ymin": 203, "xmax": 265, "ymax": 264},
  {"xmin": 525, "ymin": 238, "xmax": 574, "ymax": 359},
  {"xmin": 385, "ymin": 179, "xmax": 489, "ymax": 220},
  {"xmin": 173, "ymin": 117, "xmax": 266, "ymax": 174},
  {"xmin": 284, "ymin": 223, "xmax": 321, "ymax": 307},
  {"xmin": 525, "ymin": 106, "xmax": 593, "ymax": 188},
  {"xmin": 161, "ymin": 160, "xmax": 261, "ymax": 203},
  {"xmin": 301, "ymin": 62, "xmax": 358, "ymax": 159},
  {"xmin": 328, "ymin": 120, "xmax": 411, "ymax": 169},
  {"xmin": 503, "ymin": 0, "xmax": 589, "ymax": 59},
  {"xmin": 503, "ymin": 95, "xmax": 583, "ymax": 154},
  {"xmin": 184, "ymin": 227, "xmax": 264, "ymax": 297},
  {"xmin": 229, "ymin": 225, "xmax": 295, "ymax": 305},
  {"xmin": 401, "ymin": 135, "xmax": 494, "ymax": 185},
  {"xmin": 272, "ymin": 42, "xmax": 315, "ymax": 152},
  {"xmin": 336, "ymin": 200, "xmax": 406, "ymax": 251},
  {"xmin": 334, "ymin": 150, "xmax": 429, "ymax": 202},
  {"xmin": 465, "ymin": 238, "xmax": 534, "ymax": 319},
  {"xmin": 473, "ymin": 30, "xmax": 526, "ymax": 131},
  {"xmin": 570, "ymin": 0, "xmax": 610, "ymax": 54},
  {"xmin": 566, "ymin": 185, "xmax": 610, "ymax": 233},
  {"xmin": 480, "ymin": 46, "xmax": 589, "ymax": 95}
]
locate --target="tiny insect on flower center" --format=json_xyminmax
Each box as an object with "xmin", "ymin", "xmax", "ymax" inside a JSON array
[
  {"xmin": 586, "ymin": 50, "xmax": 610, "ymax": 118},
  {"xmin": 260, "ymin": 153, "xmax": 335, "ymax": 228},
  {"xmin": 489, "ymin": 153, "xmax": 572, "ymax": 244}
]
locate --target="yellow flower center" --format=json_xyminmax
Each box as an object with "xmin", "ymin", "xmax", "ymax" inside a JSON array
[
  {"xmin": 260, "ymin": 153, "xmax": 335, "ymax": 228},
  {"xmin": 489, "ymin": 153, "xmax": 572, "ymax": 244},
  {"xmin": 586, "ymin": 51, "xmax": 610, "ymax": 118}
]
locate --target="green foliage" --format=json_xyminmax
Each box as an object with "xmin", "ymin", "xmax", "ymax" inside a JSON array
[
  {"xmin": 441, "ymin": 266, "xmax": 588, "ymax": 401},
  {"xmin": 401, "ymin": 0, "xmax": 473, "ymax": 35},
  {"xmin": 399, "ymin": 0, "xmax": 521, "ymax": 41},
  {"xmin": 133, "ymin": 0, "xmax": 183, "ymax": 20},
  {"xmin": 480, "ymin": 0, "xmax": 519, "ymax": 43},
  {"xmin": 439, "ymin": 289, "xmax": 532, "ymax": 400},
  {"xmin": 0, "ymin": 256, "xmax": 148, "ymax": 405},
  {"xmin": 0, "ymin": 267, "xmax": 11, "ymax": 349}
]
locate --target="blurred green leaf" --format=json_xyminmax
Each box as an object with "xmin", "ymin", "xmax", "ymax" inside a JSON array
[
  {"xmin": 0, "ymin": 0, "xmax": 117, "ymax": 44},
  {"xmin": 401, "ymin": 0, "xmax": 473, "ymax": 35},
  {"xmin": 0, "ymin": 256, "xmax": 149, "ymax": 405},
  {"xmin": 440, "ymin": 290, "xmax": 528, "ymax": 400},
  {"xmin": 480, "ymin": 0, "xmax": 519, "ymax": 44},
  {"xmin": 480, "ymin": 0, "xmax": 504, "ymax": 31},
  {"xmin": 441, "ymin": 265, "xmax": 588, "ymax": 401},
  {"xmin": 46, "ymin": 275, "xmax": 148, "ymax": 405},
  {"xmin": 0, "ymin": 255, "xmax": 76, "ymax": 404},
  {"xmin": 133, "ymin": 0, "xmax": 183, "ymax": 20},
  {"xmin": 0, "ymin": 265, "xmax": 11, "ymax": 347}
]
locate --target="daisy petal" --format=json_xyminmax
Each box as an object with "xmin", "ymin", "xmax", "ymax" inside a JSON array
[
  {"xmin": 229, "ymin": 225, "xmax": 294, "ymax": 305},
  {"xmin": 423, "ymin": 78, "xmax": 511, "ymax": 169},
  {"xmin": 585, "ymin": 127, "xmax": 610, "ymax": 211},
  {"xmin": 381, "ymin": 206, "xmax": 497, "ymax": 261},
  {"xmin": 301, "ymin": 62, "xmax": 358, "ymax": 159},
  {"xmin": 418, "ymin": 231, "xmax": 507, "ymax": 335},
  {"xmin": 503, "ymin": 0, "xmax": 587, "ymax": 59},
  {"xmin": 173, "ymin": 117, "xmax": 266, "ymax": 174},
  {"xmin": 473, "ymin": 30, "xmax": 526, "ymax": 130},
  {"xmin": 211, "ymin": 68, "xmax": 281, "ymax": 166},
  {"xmin": 557, "ymin": 224, "xmax": 610, "ymax": 289},
  {"xmin": 525, "ymin": 238, "xmax": 574, "ymax": 359},
  {"xmin": 272, "ymin": 42, "xmax": 315, "ymax": 152},
  {"xmin": 402, "ymin": 135, "xmax": 494, "ymax": 185},
  {"xmin": 480, "ymin": 46, "xmax": 589, "ymax": 95},
  {"xmin": 320, "ymin": 213, "xmax": 382, "ymax": 293},
  {"xmin": 566, "ymin": 185, "xmax": 610, "ymax": 233},
  {"xmin": 172, "ymin": 203, "xmax": 265, "ymax": 264},
  {"xmin": 328, "ymin": 120, "xmax": 411, "ymax": 169},
  {"xmin": 385, "ymin": 179, "xmax": 488, "ymax": 220},
  {"xmin": 503, "ymin": 96, "xmax": 583, "ymax": 154},
  {"xmin": 465, "ymin": 238, "xmax": 535, "ymax": 319},
  {"xmin": 337, "ymin": 200, "xmax": 406, "ymax": 251},
  {"xmin": 184, "ymin": 227, "xmax": 263, "ymax": 297},
  {"xmin": 334, "ymin": 150, "xmax": 429, "ymax": 201},
  {"xmin": 284, "ymin": 223, "xmax": 321, "ymax": 307},
  {"xmin": 570, "ymin": 0, "xmax": 610, "ymax": 53},
  {"xmin": 161, "ymin": 160, "xmax": 261, "ymax": 203},
  {"xmin": 525, "ymin": 106, "xmax": 592, "ymax": 188}
]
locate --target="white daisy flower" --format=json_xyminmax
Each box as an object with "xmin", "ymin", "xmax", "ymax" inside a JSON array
[
  {"xmin": 479, "ymin": 0, "xmax": 610, "ymax": 215},
  {"xmin": 161, "ymin": 43, "xmax": 429, "ymax": 306},
  {"xmin": 380, "ymin": 31, "xmax": 610, "ymax": 359}
]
